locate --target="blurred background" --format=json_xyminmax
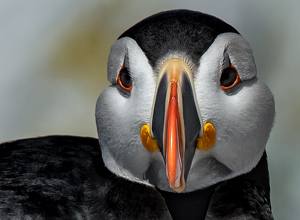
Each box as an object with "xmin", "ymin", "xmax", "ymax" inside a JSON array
[{"xmin": 0, "ymin": 0, "xmax": 299, "ymax": 219}]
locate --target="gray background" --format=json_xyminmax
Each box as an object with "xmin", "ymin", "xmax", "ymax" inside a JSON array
[{"xmin": 0, "ymin": 1, "xmax": 299, "ymax": 219}]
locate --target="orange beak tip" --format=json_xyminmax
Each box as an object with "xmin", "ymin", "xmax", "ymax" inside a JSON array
[{"xmin": 170, "ymin": 183, "xmax": 185, "ymax": 193}]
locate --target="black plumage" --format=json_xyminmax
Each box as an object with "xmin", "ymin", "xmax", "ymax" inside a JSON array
[
  {"xmin": 0, "ymin": 136, "xmax": 273, "ymax": 219},
  {"xmin": 119, "ymin": 10, "xmax": 239, "ymax": 68},
  {"xmin": 0, "ymin": 136, "xmax": 170, "ymax": 219}
]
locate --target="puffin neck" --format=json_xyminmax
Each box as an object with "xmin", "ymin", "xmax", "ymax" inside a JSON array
[
  {"xmin": 157, "ymin": 184, "xmax": 218, "ymax": 220},
  {"xmin": 235, "ymin": 151, "xmax": 271, "ymax": 201}
]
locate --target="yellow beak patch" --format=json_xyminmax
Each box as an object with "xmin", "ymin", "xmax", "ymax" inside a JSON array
[
  {"xmin": 197, "ymin": 122, "xmax": 216, "ymax": 151},
  {"xmin": 140, "ymin": 124, "xmax": 160, "ymax": 153},
  {"xmin": 141, "ymin": 122, "xmax": 216, "ymax": 152}
]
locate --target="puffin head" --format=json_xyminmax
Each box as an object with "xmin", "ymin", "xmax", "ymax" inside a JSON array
[{"xmin": 95, "ymin": 10, "xmax": 275, "ymax": 193}]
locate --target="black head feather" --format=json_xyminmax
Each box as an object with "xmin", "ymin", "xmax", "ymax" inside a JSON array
[{"xmin": 119, "ymin": 9, "xmax": 239, "ymax": 68}]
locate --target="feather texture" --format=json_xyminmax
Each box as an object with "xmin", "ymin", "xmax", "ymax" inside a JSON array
[{"xmin": 0, "ymin": 136, "xmax": 273, "ymax": 219}]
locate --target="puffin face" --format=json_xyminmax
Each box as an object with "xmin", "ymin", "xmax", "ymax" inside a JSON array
[{"xmin": 96, "ymin": 10, "xmax": 275, "ymax": 193}]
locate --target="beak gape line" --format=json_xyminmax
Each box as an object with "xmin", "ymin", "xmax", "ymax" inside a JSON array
[{"xmin": 140, "ymin": 58, "xmax": 216, "ymax": 192}]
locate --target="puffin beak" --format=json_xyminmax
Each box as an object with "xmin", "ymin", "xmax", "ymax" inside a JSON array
[{"xmin": 150, "ymin": 58, "xmax": 203, "ymax": 192}]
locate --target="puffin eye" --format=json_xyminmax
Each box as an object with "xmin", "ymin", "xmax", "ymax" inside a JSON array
[
  {"xmin": 220, "ymin": 65, "xmax": 241, "ymax": 90},
  {"xmin": 117, "ymin": 65, "xmax": 132, "ymax": 92}
]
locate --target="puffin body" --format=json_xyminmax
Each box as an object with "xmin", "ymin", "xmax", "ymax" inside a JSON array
[{"xmin": 0, "ymin": 10, "xmax": 275, "ymax": 219}]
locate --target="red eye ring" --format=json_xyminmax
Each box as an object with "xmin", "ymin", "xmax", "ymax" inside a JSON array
[
  {"xmin": 117, "ymin": 65, "xmax": 132, "ymax": 92},
  {"xmin": 220, "ymin": 65, "xmax": 241, "ymax": 90}
]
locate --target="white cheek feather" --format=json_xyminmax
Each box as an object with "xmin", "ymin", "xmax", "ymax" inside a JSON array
[
  {"xmin": 186, "ymin": 33, "xmax": 275, "ymax": 191},
  {"xmin": 213, "ymin": 80, "xmax": 275, "ymax": 172},
  {"xmin": 96, "ymin": 38, "xmax": 156, "ymax": 185}
]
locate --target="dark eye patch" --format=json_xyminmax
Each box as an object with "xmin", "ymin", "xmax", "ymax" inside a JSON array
[
  {"xmin": 117, "ymin": 66, "xmax": 132, "ymax": 92},
  {"xmin": 220, "ymin": 66, "xmax": 240, "ymax": 90}
]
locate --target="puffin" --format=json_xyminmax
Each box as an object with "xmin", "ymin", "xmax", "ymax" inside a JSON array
[{"xmin": 0, "ymin": 9, "xmax": 275, "ymax": 220}]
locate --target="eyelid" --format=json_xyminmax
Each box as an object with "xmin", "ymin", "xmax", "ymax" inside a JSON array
[
  {"xmin": 223, "ymin": 52, "xmax": 230, "ymax": 68},
  {"xmin": 221, "ymin": 65, "xmax": 241, "ymax": 90}
]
